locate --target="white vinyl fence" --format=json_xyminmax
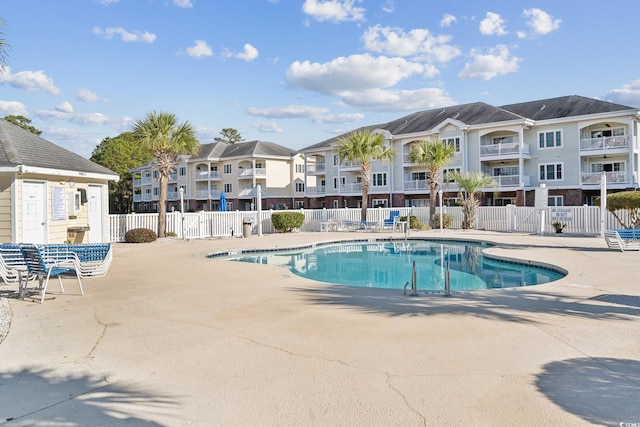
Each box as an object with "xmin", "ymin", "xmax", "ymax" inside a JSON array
[{"xmin": 108, "ymin": 205, "xmax": 632, "ymax": 242}]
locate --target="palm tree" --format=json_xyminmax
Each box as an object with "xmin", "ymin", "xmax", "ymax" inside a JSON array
[
  {"xmin": 133, "ymin": 111, "xmax": 200, "ymax": 237},
  {"xmin": 408, "ymin": 140, "xmax": 456, "ymax": 223},
  {"xmin": 449, "ymin": 171, "xmax": 495, "ymax": 229},
  {"xmin": 336, "ymin": 129, "xmax": 395, "ymax": 223}
]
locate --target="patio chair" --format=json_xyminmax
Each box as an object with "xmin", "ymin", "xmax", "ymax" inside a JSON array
[
  {"xmin": 0, "ymin": 244, "xmax": 37, "ymax": 297},
  {"xmin": 604, "ymin": 230, "xmax": 640, "ymax": 252},
  {"xmin": 21, "ymin": 245, "xmax": 83, "ymax": 303},
  {"xmin": 42, "ymin": 244, "xmax": 112, "ymax": 278}
]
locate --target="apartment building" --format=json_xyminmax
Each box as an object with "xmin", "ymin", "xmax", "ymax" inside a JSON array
[
  {"xmin": 131, "ymin": 140, "xmax": 307, "ymax": 212},
  {"xmin": 299, "ymin": 95, "xmax": 640, "ymax": 208}
]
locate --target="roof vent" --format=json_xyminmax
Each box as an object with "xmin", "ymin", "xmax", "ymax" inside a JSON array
[{"xmin": 540, "ymin": 104, "xmax": 546, "ymax": 110}]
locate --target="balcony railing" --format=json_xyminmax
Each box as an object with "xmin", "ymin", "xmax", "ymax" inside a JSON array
[
  {"xmin": 404, "ymin": 179, "xmax": 429, "ymax": 191},
  {"xmin": 580, "ymin": 136, "xmax": 630, "ymax": 151},
  {"xmin": 141, "ymin": 177, "xmax": 153, "ymax": 185},
  {"xmin": 195, "ymin": 171, "xmax": 221, "ymax": 180},
  {"xmin": 238, "ymin": 168, "xmax": 267, "ymax": 178},
  {"xmin": 168, "ymin": 173, "xmax": 177, "ymax": 182},
  {"xmin": 491, "ymin": 175, "xmax": 531, "ymax": 187},
  {"xmin": 307, "ymin": 186, "xmax": 326, "ymax": 195},
  {"xmin": 306, "ymin": 163, "xmax": 326, "ymax": 174},
  {"xmin": 480, "ymin": 142, "xmax": 529, "ymax": 157},
  {"xmin": 194, "ymin": 189, "xmax": 222, "ymax": 199},
  {"xmin": 582, "ymin": 171, "xmax": 627, "ymax": 184},
  {"xmin": 338, "ymin": 160, "xmax": 362, "ymax": 169},
  {"xmin": 340, "ymin": 183, "xmax": 363, "ymax": 193}
]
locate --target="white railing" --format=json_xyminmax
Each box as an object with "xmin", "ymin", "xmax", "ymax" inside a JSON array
[
  {"xmin": 480, "ymin": 142, "xmax": 530, "ymax": 157},
  {"xmin": 404, "ymin": 180, "xmax": 429, "ymax": 191},
  {"xmin": 109, "ymin": 205, "xmax": 627, "ymax": 242},
  {"xmin": 340, "ymin": 183, "xmax": 363, "ymax": 193},
  {"xmin": 238, "ymin": 168, "xmax": 267, "ymax": 178},
  {"xmin": 307, "ymin": 163, "xmax": 326, "ymax": 174},
  {"xmin": 580, "ymin": 136, "xmax": 630, "ymax": 151},
  {"xmin": 582, "ymin": 171, "xmax": 627, "ymax": 184},
  {"xmin": 195, "ymin": 189, "xmax": 223, "ymax": 199},
  {"xmin": 195, "ymin": 171, "xmax": 221, "ymax": 180},
  {"xmin": 307, "ymin": 186, "xmax": 326, "ymax": 195}
]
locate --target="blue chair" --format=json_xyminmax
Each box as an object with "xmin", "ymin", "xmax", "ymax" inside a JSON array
[
  {"xmin": 383, "ymin": 210, "xmax": 401, "ymax": 230},
  {"xmin": 21, "ymin": 245, "xmax": 83, "ymax": 303}
]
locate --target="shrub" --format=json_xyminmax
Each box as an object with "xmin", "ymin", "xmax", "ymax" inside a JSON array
[
  {"xmin": 166, "ymin": 231, "xmax": 177, "ymax": 237},
  {"xmin": 431, "ymin": 213, "xmax": 454, "ymax": 229},
  {"xmin": 596, "ymin": 190, "xmax": 640, "ymax": 229},
  {"xmin": 124, "ymin": 228, "xmax": 158, "ymax": 243},
  {"xmin": 400, "ymin": 215, "xmax": 424, "ymax": 230},
  {"xmin": 271, "ymin": 212, "xmax": 305, "ymax": 233}
]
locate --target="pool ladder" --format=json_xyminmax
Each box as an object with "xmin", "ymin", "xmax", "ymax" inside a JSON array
[{"xmin": 403, "ymin": 252, "xmax": 451, "ymax": 296}]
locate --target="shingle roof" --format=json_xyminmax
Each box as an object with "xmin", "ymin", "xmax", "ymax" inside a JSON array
[
  {"xmin": 500, "ymin": 95, "xmax": 637, "ymax": 121},
  {"xmin": 0, "ymin": 119, "xmax": 118, "ymax": 177},
  {"xmin": 198, "ymin": 140, "xmax": 297, "ymax": 159}
]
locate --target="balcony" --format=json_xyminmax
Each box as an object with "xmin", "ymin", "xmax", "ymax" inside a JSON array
[
  {"xmin": 238, "ymin": 168, "xmax": 267, "ymax": 178},
  {"xmin": 195, "ymin": 171, "xmax": 221, "ymax": 180},
  {"xmin": 480, "ymin": 142, "xmax": 530, "ymax": 159},
  {"xmin": 340, "ymin": 183, "xmax": 363, "ymax": 193},
  {"xmin": 307, "ymin": 186, "xmax": 326, "ymax": 195},
  {"xmin": 338, "ymin": 160, "xmax": 361, "ymax": 170},
  {"xmin": 491, "ymin": 175, "xmax": 531, "ymax": 187},
  {"xmin": 580, "ymin": 136, "xmax": 632, "ymax": 153},
  {"xmin": 404, "ymin": 179, "xmax": 428, "ymax": 191},
  {"xmin": 168, "ymin": 173, "xmax": 177, "ymax": 183},
  {"xmin": 582, "ymin": 171, "xmax": 627, "ymax": 185},
  {"xmin": 307, "ymin": 163, "xmax": 326, "ymax": 174},
  {"xmin": 195, "ymin": 189, "xmax": 222, "ymax": 199},
  {"xmin": 167, "ymin": 191, "xmax": 178, "ymax": 200}
]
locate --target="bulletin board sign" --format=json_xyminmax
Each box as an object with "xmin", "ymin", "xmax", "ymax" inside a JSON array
[{"xmin": 52, "ymin": 187, "xmax": 66, "ymax": 220}]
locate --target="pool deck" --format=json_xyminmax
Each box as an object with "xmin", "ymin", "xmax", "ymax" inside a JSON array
[{"xmin": 0, "ymin": 230, "xmax": 639, "ymax": 426}]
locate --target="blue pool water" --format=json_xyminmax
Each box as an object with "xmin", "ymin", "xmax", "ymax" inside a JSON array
[{"xmin": 223, "ymin": 239, "xmax": 566, "ymax": 291}]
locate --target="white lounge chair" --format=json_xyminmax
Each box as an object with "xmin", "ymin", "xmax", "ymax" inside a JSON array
[{"xmin": 604, "ymin": 230, "xmax": 640, "ymax": 252}]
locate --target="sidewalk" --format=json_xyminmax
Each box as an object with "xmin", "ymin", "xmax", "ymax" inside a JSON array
[{"xmin": 0, "ymin": 231, "xmax": 638, "ymax": 426}]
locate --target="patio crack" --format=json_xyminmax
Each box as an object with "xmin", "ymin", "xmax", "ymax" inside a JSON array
[{"xmin": 242, "ymin": 336, "xmax": 427, "ymax": 426}]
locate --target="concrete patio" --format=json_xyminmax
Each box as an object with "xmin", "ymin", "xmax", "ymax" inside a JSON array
[{"xmin": 0, "ymin": 230, "xmax": 638, "ymax": 426}]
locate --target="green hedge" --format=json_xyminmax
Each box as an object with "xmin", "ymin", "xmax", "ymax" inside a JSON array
[
  {"xmin": 124, "ymin": 228, "xmax": 158, "ymax": 243},
  {"xmin": 271, "ymin": 212, "xmax": 305, "ymax": 233}
]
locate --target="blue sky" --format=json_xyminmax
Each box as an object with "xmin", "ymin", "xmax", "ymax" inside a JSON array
[{"xmin": 2, "ymin": 0, "xmax": 640, "ymax": 159}]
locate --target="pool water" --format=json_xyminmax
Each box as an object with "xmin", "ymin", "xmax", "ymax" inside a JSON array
[{"xmin": 225, "ymin": 240, "xmax": 565, "ymax": 291}]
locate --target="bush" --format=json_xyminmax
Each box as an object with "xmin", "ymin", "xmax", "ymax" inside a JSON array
[
  {"xmin": 166, "ymin": 231, "xmax": 177, "ymax": 237},
  {"xmin": 431, "ymin": 213, "xmax": 454, "ymax": 228},
  {"xmin": 271, "ymin": 212, "xmax": 305, "ymax": 233},
  {"xmin": 124, "ymin": 228, "xmax": 158, "ymax": 243},
  {"xmin": 400, "ymin": 215, "xmax": 425, "ymax": 230}
]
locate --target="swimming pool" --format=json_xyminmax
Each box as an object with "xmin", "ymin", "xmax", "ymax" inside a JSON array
[{"xmin": 221, "ymin": 239, "xmax": 566, "ymax": 291}]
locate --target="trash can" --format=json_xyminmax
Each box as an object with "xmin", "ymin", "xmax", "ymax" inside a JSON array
[{"xmin": 242, "ymin": 217, "xmax": 252, "ymax": 238}]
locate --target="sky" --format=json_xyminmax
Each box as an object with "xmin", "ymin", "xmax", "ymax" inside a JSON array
[{"xmin": 2, "ymin": 0, "xmax": 640, "ymax": 159}]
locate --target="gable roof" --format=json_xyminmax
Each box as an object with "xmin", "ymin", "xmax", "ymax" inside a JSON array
[
  {"xmin": 0, "ymin": 119, "xmax": 118, "ymax": 178},
  {"xmin": 499, "ymin": 95, "xmax": 638, "ymax": 121},
  {"xmin": 195, "ymin": 140, "xmax": 297, "ymax": 160}
]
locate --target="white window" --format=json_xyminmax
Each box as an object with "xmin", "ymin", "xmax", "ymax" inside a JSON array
[
  {"xmin": 224, "ymin": 183, "xmax": 232, "ymax": 193},
  {"xmin": 443, "ymin": 137, "xmax": 461, "ymax": 152},
  {"xmin": 295, "ymin": 201, "xmax": 305, "ymax": 208},
  {"xmin": 411, "ymin": 172, "xmax": 426, "ymax": 181},
  {"xmin": 255, "ymin": 162, "xmax": 264, "ymax": 169},
  {"xmin": 492, "ymin": 135, "xmax": 516, "ymax": 144},
  {"xmin": 539, "ymin": 130, "xmax": 562, "ymax": 148},
  {"xmin": 494, "ymin": 198, "xmax": 514, "ymax": 206},
  {"xmin": 210, "ymin": 165, "xmax": 218, "ymax": 172},
  {"xmin": 153, "ymin": 187, "xmax": 159, "ymax": 196},
  {"xmin": 152, "ymin": 170, "xmax": 159, "ymax": 179},
  {"xmin": 539, "ymin": 163, "xmax": 563, "ymax": 181},
  {"xmin": 333, "ymin": 199, "xmax": 339, "ymax": 208},
  {"xmin": 548, "ymin": 196, "xmax": 563, "ymax": 206},
  {"xmin": 179, "ymin": 166, "xmax": 186, "ymax": 176},
  {"xmin": 227, "ymin": 201, "xmax": 233, "ymax": 211},
  {"xmin": 372, "ymin": 198, "xmax": 387, "ymax": 207},
  {"xmin": 295, "ymin": 164, "xmax": 305, "ymax": 173},
  {"xmin": 443, "ymin": 198, "xmax": 461, "ymax": 207},
  {"xmin": 295, "ymin": 182, "xmax": 305, "ymax": 192},
  {"xmin": 333, "ymin": 155, "xmax": 339, "ymax": 166},
  {"xmin": 333, "ymin": 176, "xmax": 345, "ymax": 189},
  {"xmin": 372, "ymin": 173, "xmax": 387, "ymax": 186},
  {"xmin": 493, "ymin": 166, "xmax": 518, "ymax": 176},
  {"xmin": 591, "ymin": 162, "xmax": 625, "ymax": 173},
  {"xmin": 224, "ymin": 164, "xmax": 232, "ymax": 174}
]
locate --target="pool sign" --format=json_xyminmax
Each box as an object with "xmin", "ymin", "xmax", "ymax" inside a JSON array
[
  {"xmin": 551, "ymin": 207, "xmax": 573, "ymax": 221},
  {"xmin": 534, "ymin": 185, "xmax": 549, "ymax": 210}
]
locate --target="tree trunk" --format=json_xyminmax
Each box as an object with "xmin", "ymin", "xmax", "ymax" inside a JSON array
[
  {"xmin": 429, "ymin": 180, "xmax": 439, "ymax": 226},
  {"xmin": 157, "ymin": 175, "xmax": 167, "ymax": 237},
  {"xmin": 360, "ymin": 162, "xmax": 371, "ymax": 223}
]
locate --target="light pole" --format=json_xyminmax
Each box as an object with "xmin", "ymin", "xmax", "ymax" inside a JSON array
[
  {"xmin": 179, "ymin": 187, "xmax": 185, "ymax": 239},
  {"xmin": 438, "ymin": 189, "xmax": 443, "ymax": 233}
]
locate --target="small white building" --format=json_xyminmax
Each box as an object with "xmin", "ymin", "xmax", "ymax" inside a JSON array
[{"xmin": 0, "ymin": 119, "xmax": 119, "ymax": 244}]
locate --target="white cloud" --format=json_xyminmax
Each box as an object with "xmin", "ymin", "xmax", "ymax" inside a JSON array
[
  {"xmin": 234, "ymin": 44, "xmax": 259, "ymax": 62},
  {"xmin": 0, "ymin": 68, "xmax": 61, "ymax": 95},
  {"xmin": 56, "ymin": 101, "xmax": 74, "ymax": 113},
  {"xmin": 185, "ymin": 40, "xmax": 213, "ymax": 58},
  {"xmin": 339, "ymin": 88, "xmax": 455, "ymax": 112},
  {"xmin": 603, "ymin": 80, "xmax": 640, "ymax": 106},
  {"xmin": 440, "ymin": 14, "xmax": 457, "ymax": 28},
  {"xmin": 381, "ymin": 0, "xmax": 394, "ymax": 13},
  {"xmin": 362, "ymin": 25, "xmax": 461, "ymax": 63},
  {"xmin": 251, "ymin": 122, "xmax": 283, "ymax": 133},
  {"xmin": 173, "ymin": 0, "xmax": 193, "ymax": 8},
  {"xmin": 286, "ymin": 54, "xmax": 424, "ymax": 96},
  {"xmin": 459, "ymin": 45, "xmax": 520, "ymax": 80},
  {"xmin": 311, "ymin": 112, "xmax": 365, "ymax": 124},
  {"xmin": 302, "ymin": 0, "xmax": 365, "ymax": 23},
  {"xmin": 95, "ymin": 0, "xmax": 120, "ymax": 4},
  {"xmin": 247, "ymin": 105, "xmax": 330, "ymax": 119},
  {"xmin": 0, "ymin": 100, "xmax": 27, "ymax": 116},
  {"xmin": 479, "ymin": 12, "xmax": 507, "ymax": 36},
  {"xmin": 76, "ymin": 88, "xmax": 107, "ymax": 102},
  {"xmin": 522, "ymin": 8, "xmax": 561, "ymax": 36},
  {"xmin": 92, "ymin": 26, "xmax": 156, "ymax": 43}
]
